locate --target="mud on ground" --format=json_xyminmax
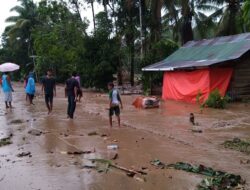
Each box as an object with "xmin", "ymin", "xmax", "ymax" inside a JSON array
[{"xmin": 0, "ymin": 83, "xmax": 249, "ymax": 190}]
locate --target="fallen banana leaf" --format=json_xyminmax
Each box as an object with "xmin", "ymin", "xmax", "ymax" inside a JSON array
[{"xmin": 151, "ymin": 160, "xmax": 245, "ymax": 190}]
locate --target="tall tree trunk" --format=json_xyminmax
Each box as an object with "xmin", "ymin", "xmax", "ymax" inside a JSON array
[
  {"xmin": 130, "ymin": 39, "xmax": 135, "ymax": 87},
  {"xmin": 150, "ymin": 0, "xmax": 163, "ymax": 44},
  {"xmin": 91, "ymin": 0, "xmax": 96, "ymax": 31},
  {"xmin": 71, "ymin": 0, "xmax": 83, "ymax": 22},
  {"xmin": 125, "ymin": 0, "xmax": 135, "ymax": 86},
  {"xmin": 139, "ymin": 0, "xmax": 143, "ymax": 60},
  {"xmin": 180, "ymin": 0, "xmax": 193, "ymax": 45},
  {"xmin": 141, "ymin": 0, "xmax": 147, "ymax": 54},
  {"xmin": 228, "ymin": 0, "xmax": 240, "ymax": 35}
]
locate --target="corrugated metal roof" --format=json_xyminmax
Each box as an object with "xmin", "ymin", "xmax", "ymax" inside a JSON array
[{"xmin": 142, "ymin": 33, "xmax": 250, "ymax": 71}]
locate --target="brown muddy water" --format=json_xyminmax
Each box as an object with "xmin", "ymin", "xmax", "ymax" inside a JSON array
[{"xmin": 0, "ymin": 83, "xmax": 249, "ymax": 190}]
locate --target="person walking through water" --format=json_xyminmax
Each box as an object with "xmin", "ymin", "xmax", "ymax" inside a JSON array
[
  {"xmin": 65, "ymin": 72, "xmax": 79, "ymax": 119},
  {"xmin": 41, "ymin": 69, "xmax": 56, "ymax": 114},
  {"xmin": 1, "ymin": 72, "xmax": 14, "ymax": 109},
  {"xmin": 25, "ymin": 72, "xmax": 36, "ymax": 105},
  {"xmin": 75, "ymin": 73, "xmax": 82, "ymax": 102},
  {"xmin": 107, "ymin": 82, "xmax": 123, "ymax": 128}
]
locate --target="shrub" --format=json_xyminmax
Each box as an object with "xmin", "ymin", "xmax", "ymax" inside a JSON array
[{"xmin": 204, "ymin": 89, "xmax": 230, "ymax": 109}]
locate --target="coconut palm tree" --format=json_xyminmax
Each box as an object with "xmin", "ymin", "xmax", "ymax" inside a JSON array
[
  {"xmin": 163, "ymin": 0, "xmax": 221, "ymax": 44},
  {"xmin": 202, "ymin": 0, "xmax": 243, "ymax": 36},
  {"xmin": 5, "ymin": 0, "xmax": 37, "ymax": 42},
  {"xmin": 5, "ymin": 0, "xmax": 38, "ymax": 58}
]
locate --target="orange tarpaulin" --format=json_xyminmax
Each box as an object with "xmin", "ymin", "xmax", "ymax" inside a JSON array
[{"xmin": 162, "ymin": 68, "xmax": 233, "ymax": 103}]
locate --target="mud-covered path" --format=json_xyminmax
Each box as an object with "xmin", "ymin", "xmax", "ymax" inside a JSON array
[{"xmin": 0, "ymin": 83, "xmax": 249, "ymax": 190}]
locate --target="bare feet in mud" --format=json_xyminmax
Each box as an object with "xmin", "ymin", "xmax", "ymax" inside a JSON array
[{"xmin": 48, "ymin": 109, "xmax": 52, "ymax": 115}]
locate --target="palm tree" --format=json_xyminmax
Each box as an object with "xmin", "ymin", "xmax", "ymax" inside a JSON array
[
  {"xmin": 5, "ymin": 0, "xmax": 37, "ymax": 40},
  {"xmin": 214, "ymin": 0, "xmax": 243, "ymax": 36},
  {"xmin": 163, "ymin": 0, "xmax": 221, "ymax": 44},
  {"xmin": 5, "ymin": 0, "xmax": 37, "ymax": 55},
  {"xmin": 149, "ymin": 0, "xmax": 163, "ymax": 44}
]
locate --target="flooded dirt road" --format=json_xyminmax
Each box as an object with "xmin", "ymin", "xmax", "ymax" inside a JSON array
[{"xmin": 0, "ymin": 83, "xmax": 249, "ymax": 190}]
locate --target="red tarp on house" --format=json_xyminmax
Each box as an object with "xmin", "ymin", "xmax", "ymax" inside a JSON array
[{"xmin": 162, "ymin": 68, "xmax": 233, "ymax": 103}]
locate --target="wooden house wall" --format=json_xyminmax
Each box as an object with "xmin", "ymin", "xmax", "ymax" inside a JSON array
[{"xmin": 229, "ymin": 58, "xmax": 250, "ymax": 100}]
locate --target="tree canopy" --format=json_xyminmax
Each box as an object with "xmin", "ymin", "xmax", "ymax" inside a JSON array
[{"xmin": 0, "ymin": 0, "xmax": 249, "ymax": 89}]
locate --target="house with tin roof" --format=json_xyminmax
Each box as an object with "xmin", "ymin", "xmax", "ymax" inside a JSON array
[{"xmin": 142, "ymin": 33, "xmax": 250, "ymax": 103}]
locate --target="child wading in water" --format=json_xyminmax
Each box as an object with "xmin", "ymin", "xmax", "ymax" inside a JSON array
[{"xmin": 108, "ymin": 82, "xmax": 123, "ymax": 128}]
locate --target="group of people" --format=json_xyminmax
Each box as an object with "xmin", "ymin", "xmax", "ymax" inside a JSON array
[{"xmin": 1, "ymin": 70, "xmax": 123, "ymax": 127}]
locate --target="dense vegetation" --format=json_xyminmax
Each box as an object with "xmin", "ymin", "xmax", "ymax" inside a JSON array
[{"xmin": 0, "ymin": 0, "xmax": 249, "ymax": 89}]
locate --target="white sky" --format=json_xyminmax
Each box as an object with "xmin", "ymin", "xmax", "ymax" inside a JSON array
[
  {"xmin": 0, "ymin": 0, "xmax": 19, "ymax": 35},
  {"xmin": 0, "ymin": 0, "xmax": 103, "ymax": 36}
]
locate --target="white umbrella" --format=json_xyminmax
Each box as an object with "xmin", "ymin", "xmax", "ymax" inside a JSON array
[{"xmin": 0, "ymin": 62, "xmax": 20, "ymax": 72}]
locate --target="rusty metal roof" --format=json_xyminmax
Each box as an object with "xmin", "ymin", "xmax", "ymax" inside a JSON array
[{"xmin": 142, "ymin": 33, "xmax": 250, "ymax": 71}]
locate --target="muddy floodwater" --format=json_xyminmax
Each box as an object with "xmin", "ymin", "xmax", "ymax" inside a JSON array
[{"xmin": 0, "ymin": 83, "xmax": 249, "ymax": 190}]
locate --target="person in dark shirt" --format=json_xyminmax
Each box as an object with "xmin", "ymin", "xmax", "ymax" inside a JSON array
[
  {"xmin": 41, "ymin": 69, "xmax": 56, "ymax": 114},
  {"xmin": 65, "ymin": 72, "xmax": 79, "ymax": 119}
]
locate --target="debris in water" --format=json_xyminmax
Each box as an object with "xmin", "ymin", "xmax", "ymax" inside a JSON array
[
  {"xmin": 88, "ymin": 131, "xmax": 98, "ymax": 136},
  {"xmin": 212, "ymin": 121, "xmax": 235, "ymax": 128},
  {"xmin": 151, "ymin": 160, "xmax": 245, "ymax": 190},
  {"xmin": 107, "ymin": 144, "xmax": 118, "ymax": 150},
  {"xmin": 17, "ymin": 152, "xmax": 31, "ymax": 157},
  {"xmin": 8, "ymin": 119, "xmax": 23, "ymax": 125},
  {"xmin": 240, "ymin": 159, "xmax": 250, "ymax": 164},
  {"xmin": 150, "ymin": 159, "xmax": 166, "ymax": 169},
  {"xmin": 0, "ymin": 136, "xmax": 12, "ymax": 147},
  {"xmin": 91, "ymin": 159, "xmax": 141, "ymax": 176},
  {"xmin": 191, "ymin": 129, "xmax": 203, "ymax": 133},
  {"xmin": 126, "ymin": 172, "xmax": 135, "ymax": 177},
  {"xmin": 223, "ymin": 138, "xmax": 250, "ymax": 154},
  {"xmin": 82, "ymin": 164, "xmax": 96, "ymax": 169},
  {"xmin": 67, "ymin": 150, "xmax": 92, "ymax": 155},
  {"xmin": 28, "ymin": 129, "xmax": 42, "ymax": 136},
  {"xmin": 108, "ymin": 153, "xmax": 118, "ymax": 160},
  {"xmin": 133, "ymin": 175, "xmax": 146, "ymax": 182},
  {"xmin": 0, "ymin": 175, "xmax": 5, "ymax": 182},
  {"xmin": 141, "ymin": 167, "xmax": 148, "ymax": 170}
]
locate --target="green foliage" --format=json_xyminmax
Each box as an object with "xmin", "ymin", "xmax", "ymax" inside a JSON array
[
  {"xmin": 196, "ymin": 90, "xmax": 202, "ymax": 106},
  {"xmin": 140, "ymin": 39, "xmax": 178, "ymax": 93},
  {"xmin": 204, "ymin": 89, "xmax": 230, "ymax": 109},
  {"xmin": 0, "ymin": 0, "xmax": 248, "ymax": 88},
  {"xmin": 243, "ymin": 0, "xmax": 250, "ymax": 29}
]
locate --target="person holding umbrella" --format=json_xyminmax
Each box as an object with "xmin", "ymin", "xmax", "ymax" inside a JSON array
[
  {"xmin": 1, "ymin": 72, "xmax": 14, "ymax": 109},
  {"xmin": 0, "ymin": 62, "xmax": 19, "ymax": 109}
]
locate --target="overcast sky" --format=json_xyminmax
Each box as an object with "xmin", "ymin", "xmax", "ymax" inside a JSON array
[{"xmin": 0, "ymin": 0, "xmax": 103, "ymax": 36}]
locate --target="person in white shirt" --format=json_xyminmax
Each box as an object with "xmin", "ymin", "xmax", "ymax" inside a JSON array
[{"xmin": 107, "ymin": 82, "xmax": 123, "ymax": 128}]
